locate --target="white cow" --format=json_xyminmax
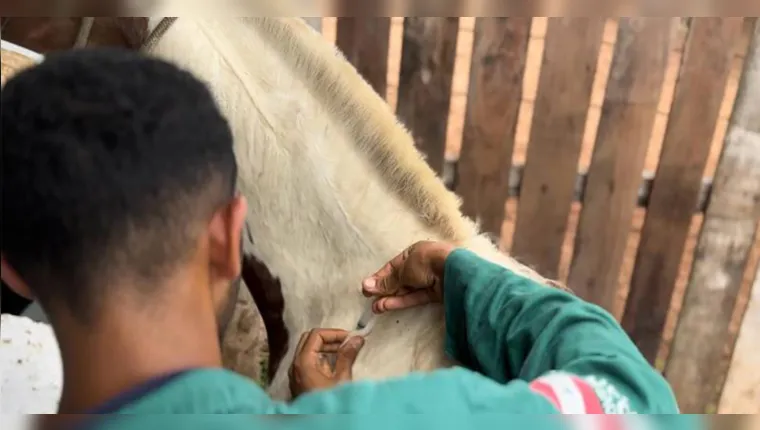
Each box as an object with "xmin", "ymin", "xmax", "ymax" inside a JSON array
[{"xmin": 142, "ymin": 16, "xmax": 554, "ymax": 400}]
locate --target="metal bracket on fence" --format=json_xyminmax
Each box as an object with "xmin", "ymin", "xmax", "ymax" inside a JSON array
[{"xmin": 443, "ymin": 160, "xmax": 713, "ymax": 214}]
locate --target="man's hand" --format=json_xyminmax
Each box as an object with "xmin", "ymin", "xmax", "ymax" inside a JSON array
[
  {"xmin": 362, "ymin": 240, "xmax": 455, "ymax": 314},
  {"xmin": 289, "ymin": 328, "xmax": 365, "ymax": 398}
]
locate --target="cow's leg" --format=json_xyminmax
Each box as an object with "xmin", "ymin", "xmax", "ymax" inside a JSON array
[{"xmin": 220, "ymin": 282, "xmax": 269, "ymax": 386}]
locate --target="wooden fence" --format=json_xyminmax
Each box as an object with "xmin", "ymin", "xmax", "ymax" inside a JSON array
[{"xmin": 313, "ymin": 17, "xmax": 760, "ymax": 414}]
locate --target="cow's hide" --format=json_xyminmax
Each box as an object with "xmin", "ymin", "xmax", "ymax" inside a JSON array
[{"xmin": 143, "ymin": 17, "xmax": 551, "ymax": 400}]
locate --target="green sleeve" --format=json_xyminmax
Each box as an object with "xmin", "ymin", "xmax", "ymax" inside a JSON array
[
  {"xmin": 119, "ymin": 248, "xmax": 683, "ymax": 416},
  {"xmin": 112, "ymin": 369, "xmax": 696, "ymax": 421},
  {"xmin": 119, "ymin": 367, "xmax": 562, "ymax": 415},
  {"xmin": 285, "ymin": 248, "xmax": 680, "ymax": 414},
  {"xmin": 281, "ymin": 367, "xmax": 560, "ymax": 414},
  {"xmin": 441, "ymin": 248, "xmax": 680, "ymax": 413},
  {"xmin": 114, "ymin": 245, "xmax": 689, "ymax": 418}
]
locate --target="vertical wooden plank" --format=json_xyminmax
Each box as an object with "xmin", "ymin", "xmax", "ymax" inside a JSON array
[
  {"xmin": 567, "ymin": 18, "xmax": 671, "ymax": 310},
  {"xmin": 455, "ymin": 18, "xmax": 531, "ymax": 237},
  {"xmin": 303, "ymin": 17, "xmax": 322, "ymax": 33},
  {"xmin": 396, "ymin": 18, "xmax": 459, "ymax": 176},
  {"xmin": 719, "ymin": 262, "xmax": 760, "ymax": 413},
  {"xmin": 510, "ymin": 18, "xmax": 605, "ymax": 277},
  {"xmin": 335, "ymin": 18, "xmax": 391, "ymax": 96},
  {"xmin": 665, "ymin": 22, "xmax": 760, "ymax": 413},
  {"xmin": 622, "ymin": 18, "xmax": 745, "ymax": 363}
]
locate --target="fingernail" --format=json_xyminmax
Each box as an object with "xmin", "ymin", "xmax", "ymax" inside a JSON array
[
  {"xmin": 363, "ymin": 278, "xmax": 376, "ymax": 292},
  {"xmin": 351, "ymin": 336, "xmax": 365, "ymax": 347}
]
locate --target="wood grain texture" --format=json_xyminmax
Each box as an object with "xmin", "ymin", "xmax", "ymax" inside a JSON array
[
  {"xmin": 396, "ymin": 17, "xmax": 459, "ymax": 176},
  {"xmin": 622, "ymin": 18, "xmax": 745, "ymax": 363},
  {"xmin": 455, "ymin": 18, "xmax": 532, "ymax": 237},
  {"xmin": 510, "ymin": 18, "xmax": 605, "ymax": 277},
  {"xmin": 719, "ymin": 262, "xmax": 760, "ymax": 413},
  {"xmin": 335, "ymin": 18, "xmax": 391, "ymax": 96},
  {"xmin": 1, "ymin": 18, "xmax": 147, "ymax": 53},
  {"xmin": 665, "ymin": 21, "xmax": 760, "ymax": 413},
  {"xmin": 567, "ymin": 18, "xmax": 671, "ymax": 310}
]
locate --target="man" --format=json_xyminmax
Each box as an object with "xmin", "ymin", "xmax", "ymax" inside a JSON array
[
  {"xmin": 1, "ymin": 47, "xmax": 251, "ymax": 415},
  {"xmin": 3, "ymin": 49, "xmax": 686, "ymax": 426}
]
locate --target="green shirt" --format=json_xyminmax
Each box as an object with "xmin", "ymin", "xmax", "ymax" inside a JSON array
[{"xmin": 90, "ymin": 249, "xmax": 691, "ymax": 427}]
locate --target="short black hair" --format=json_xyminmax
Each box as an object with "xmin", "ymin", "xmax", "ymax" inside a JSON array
[{"xmin": 1, "ymin": 48, "xmax": 237, "ymax": 321}]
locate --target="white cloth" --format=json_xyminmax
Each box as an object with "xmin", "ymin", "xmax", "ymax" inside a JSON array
[{"xmin": 0, "ymin": 314, "xmax": 62, "ymax": 415}]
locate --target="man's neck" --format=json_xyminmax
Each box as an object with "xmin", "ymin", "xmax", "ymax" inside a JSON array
[{"xmin": 54, "ymin": 304, "xmax": 223, "ymax": 414}]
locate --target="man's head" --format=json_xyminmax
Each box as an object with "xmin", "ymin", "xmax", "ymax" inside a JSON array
[{"xmin": 1, "ymin": 48, "xmax": 245, "ymax": 339}]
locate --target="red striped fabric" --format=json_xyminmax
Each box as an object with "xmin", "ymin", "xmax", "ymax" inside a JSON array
[{"xmin": 529, "ymin": 372, "xmax": 605, "ymax": 414}]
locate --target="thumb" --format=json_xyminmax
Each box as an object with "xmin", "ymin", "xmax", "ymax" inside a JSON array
[
  {"xmin": 362, "ymin": 247, "xmax": 414, "ymax": 297},
  {"xmin": 362, "ymin": 261, "xmax": 401, "ymax": 297},
  {"xmin": 334, "ymin": 336, "xmax": 365, "ymax": 380}
]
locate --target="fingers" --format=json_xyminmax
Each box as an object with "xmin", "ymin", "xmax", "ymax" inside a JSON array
[
  {"xmin": 361, "ymin": 265, "xmax": 388, "ymax": 297},
  {"xmin": 319, "ymin": 342, "xmax": 343, "ymax": 353},
  {"xmin": 362, "ymin": 246, "xmax": 411, "ymax": 297},
  {"xmin": 301, "ymin": 328, "xmax": 350, "ymax": 355},
  {"xmin": 372, "ymin": 289, "xmax": 435, "ymax": 313},
  {"xmin": 290, "ymin": 331, "xmax": 311, "ymax": 381},
  {"xmin": 334, "ymin": 336, "xmax": 365, "ymax": 380},
  {"xmin": 295, "ymin": 331, "xmax": 309, "ymax": 355}
]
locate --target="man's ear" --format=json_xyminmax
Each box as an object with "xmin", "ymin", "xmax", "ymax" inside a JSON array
[
  {"xmin": 207, "ymin": 196, "xmax": 248, "ymax": 281},
  {"xmin": 1, "ymin": 255, "xmax": 35, "ymax": 299}
]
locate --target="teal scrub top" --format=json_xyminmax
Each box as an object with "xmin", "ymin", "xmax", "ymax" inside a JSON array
[{"xmin": 78, "ymin": 249, "xmax": 694, "ymax": 429}]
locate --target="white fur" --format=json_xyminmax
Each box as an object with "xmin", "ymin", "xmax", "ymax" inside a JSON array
[{"xmin": 143, "ymin": 17, "xmax": 551, "ymax": 400}]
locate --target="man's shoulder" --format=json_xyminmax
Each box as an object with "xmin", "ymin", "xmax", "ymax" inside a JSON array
[{"xmin": 114, "ymin": 368, "xmax": 272, "ymax": 415}]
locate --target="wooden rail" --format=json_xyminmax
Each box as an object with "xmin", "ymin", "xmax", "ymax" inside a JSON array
[
  {"xmin": 446, "ymin": 162, "xmax": 715, "ymax": 213},
  {"xmin": 322, "ymin": 17, "xmax": 759, "ymax": 413}
]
